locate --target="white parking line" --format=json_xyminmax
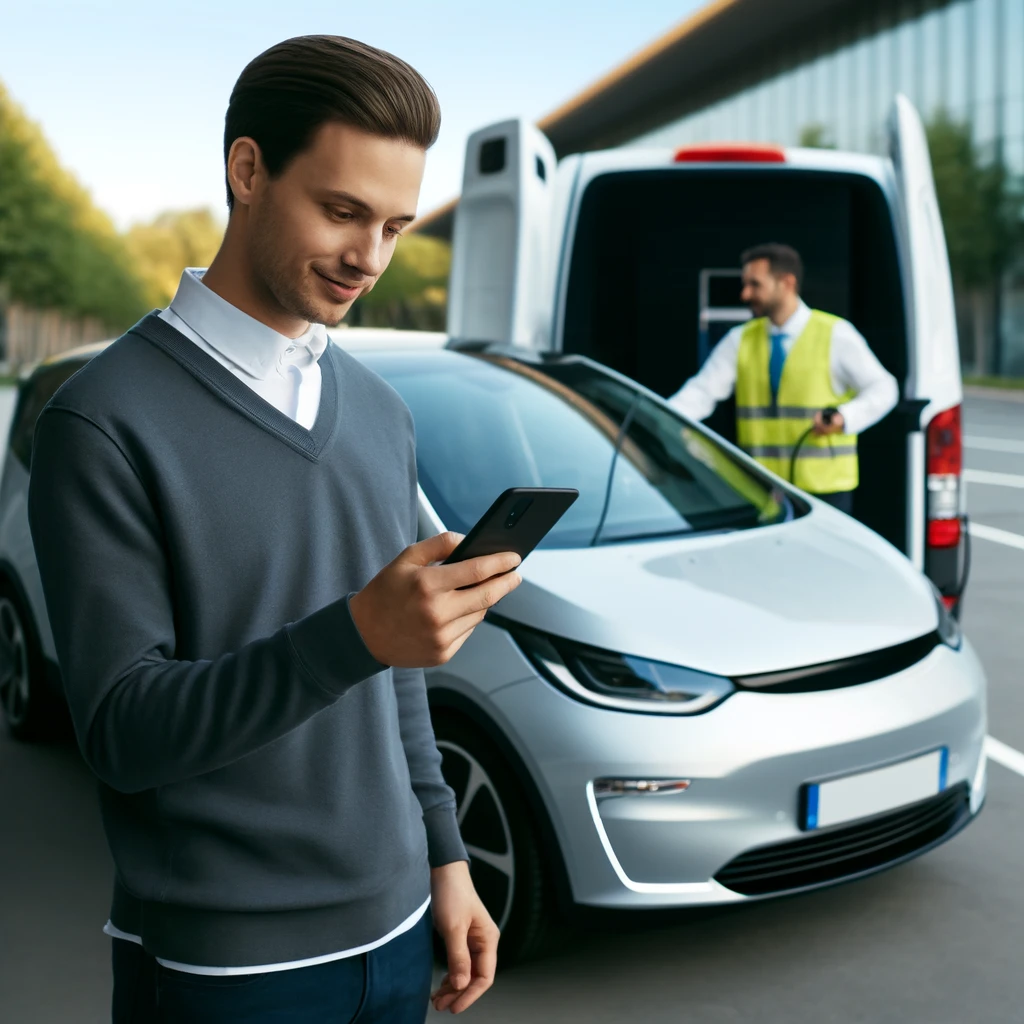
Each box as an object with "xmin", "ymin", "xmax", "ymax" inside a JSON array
[
  {"xmin": 969, "ymin": 522, "xmax": 1024, "ymax": 552},
  {"xmin": 965, "ymin": 435, "xmax": 1024, "ymax": 455},
  {"xmin": 964, "ymin": 468, "xmax": 1024, "ymax": 489},
  {"xmin": 986, "ymin": 736, "xmax": 1024, "ymax": 779}
]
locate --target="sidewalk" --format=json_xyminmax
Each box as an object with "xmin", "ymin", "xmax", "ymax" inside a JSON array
[{"xmin": 964, "ymin": 384, "xmax": 1024, "ymax": 403}]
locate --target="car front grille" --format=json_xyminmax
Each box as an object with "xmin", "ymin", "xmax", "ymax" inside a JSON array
[
  {"xmin": 714, "ymin": 782, "xmax": 971, "ymax": 897},
  {"xmin": 732, "ymin": 632, "xmax": 941, "ymax": 694}
]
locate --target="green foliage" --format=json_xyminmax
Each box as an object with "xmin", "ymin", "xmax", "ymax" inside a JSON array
[
  {"xmin": 798, "ymin": 124, "xmax": 835, "ymax": 149},
  {"xmin": 0, "ymin": 82, "xmax": 150, "ymax": 330},
  {"xmin": 124, "ymin": 209, "xmax": 224, "ymax": 308},
  {"xmin": 926, "ymin": 111, "xmax": 1023, "ymax": 290},
  {"xmin": 0, "ymin": 72, "xmax": 447, "ymax": 334},
  {"xmin": 963, "ymin": 374, "xmax": 1024, "ymax": 390},
  {"xmin": 354, "ymin": 233, "xmax": 450, "ymax": 329}
]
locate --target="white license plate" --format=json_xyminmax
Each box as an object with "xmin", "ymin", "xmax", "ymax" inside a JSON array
[{"xmin": 804, "ymin": 749, "xmax": 948, "ymax": 830}]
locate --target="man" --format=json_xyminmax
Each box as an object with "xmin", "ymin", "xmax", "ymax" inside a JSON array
[
  {"xmin": 28, "ymin": 36, "xmax": 511, "ymax": 1022},
  {"xmin": 669, "ymin": 243, "xmax": 898, "ymax": 513}
]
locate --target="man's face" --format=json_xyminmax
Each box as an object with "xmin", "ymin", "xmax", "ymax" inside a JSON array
[
  {"xmin": 245, "ymin": 122, "xmax": 426, "ymax": 327},
  {"xmin": 739, "ymin": 259, "xmax": 791, "ymax": 319}
]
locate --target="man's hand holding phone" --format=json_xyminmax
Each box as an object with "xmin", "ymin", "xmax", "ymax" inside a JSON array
[{"xmin": 349, "ymin": 531, "xmax": 521, "ymax": 668}]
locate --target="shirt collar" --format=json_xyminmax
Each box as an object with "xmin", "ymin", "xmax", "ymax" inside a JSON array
[
  {"xmin": 771, "ymin": 300, "xmax": 811, "ymax": 339},
  {"xmin": 166, "ymin": 268, "xmax": 328, "ymax": 380}
]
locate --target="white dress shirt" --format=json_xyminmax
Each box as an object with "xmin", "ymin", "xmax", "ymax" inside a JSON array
[
  {"xmin": 105, "ymin": 268, "xmax": 431, "ymax": 975},
  {"xmin": 157, "ymin": 267, "xmax": 327, "ymax": 429},
  {"xmin": 668, "ymin": 300, "xmax": 899, "ymax": 437}
]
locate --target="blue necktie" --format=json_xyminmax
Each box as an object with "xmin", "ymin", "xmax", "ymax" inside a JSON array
[{"xmin": 769, "ymin": 332, "xmax": 787, "ymax": 403}]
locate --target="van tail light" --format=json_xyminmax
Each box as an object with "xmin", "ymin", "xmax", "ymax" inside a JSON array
[
  {"xmin": 673, "ymin": 143, "xmax": 786, "ymax": 164},
  {"xmin": 926, "ymin": 405, "xmax": 962, "ymax": 550}
]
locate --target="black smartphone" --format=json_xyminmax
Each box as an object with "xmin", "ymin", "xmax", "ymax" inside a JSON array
[{"xmin": 442, "ymin": 487, "xmax": 579, "ymax": 577}]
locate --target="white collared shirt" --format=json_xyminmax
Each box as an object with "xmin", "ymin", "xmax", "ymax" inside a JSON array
[
  {"xmin": 157, "ymin": 268, "xmax": 328, "ymax": 429},
  {"xmin": 107, "ymin": 269, "xmax": 431, "ymax": 975},
  {"xmin": 668, "ymin": 300, "xmax": 899, "ymax": 437}
]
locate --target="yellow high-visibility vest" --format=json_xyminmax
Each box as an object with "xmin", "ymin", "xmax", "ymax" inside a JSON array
[{"xmin": 735, "ymin": 311, "xmax": 858, "ymax": 494}]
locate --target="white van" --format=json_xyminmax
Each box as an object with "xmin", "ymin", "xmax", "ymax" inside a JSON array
[{"xmin": 445, "ymin": 95, "xmax": 968, "ymax": 609}]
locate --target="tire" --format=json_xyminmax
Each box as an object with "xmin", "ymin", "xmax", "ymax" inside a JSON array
[
  {"xmin": 432, "ymin": 711, "xmax": 556, "ymax": 965},
  {"xmin": 0, "ymin": 583, "xmax": 64, "ymax": 741}
]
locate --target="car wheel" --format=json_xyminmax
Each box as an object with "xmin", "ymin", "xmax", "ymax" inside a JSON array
[
  {"xmin": 433, "ymin": 712, "xmax": 555, "ymax": 965},
  {"xmin": 0, "ymin": 585, "xmax": 61, "ymax": 741}
]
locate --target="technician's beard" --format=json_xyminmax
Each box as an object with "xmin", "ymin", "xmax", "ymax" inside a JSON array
[{"xmin": 758, "ymin": 289, "xmax": 787, "ymax": 323}]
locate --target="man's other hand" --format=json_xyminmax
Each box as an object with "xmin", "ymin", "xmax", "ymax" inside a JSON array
[
  {"xmin": 349, "ymin": 532, "xmax": 521, "ymax": 668},
  {"xmin": 813, "ymin": 409, "xmax": 845, "ymax": 436},
  {"xmin": 430, "ymin": 861, "xmax": 499, "ymax": 1014}
]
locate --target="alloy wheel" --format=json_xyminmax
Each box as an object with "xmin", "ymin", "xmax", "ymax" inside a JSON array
[
  {"xmin": 436, "ymin": 739, "xmax": 516, "ymax": 931},
  {"xmin": 0, "ymin": 596, "xmax": 30, "ymax": 729}
]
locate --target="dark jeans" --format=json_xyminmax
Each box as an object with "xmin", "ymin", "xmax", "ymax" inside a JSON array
[
  {"xmin": 111, "ymin": 910, "xmax": 433, "ymax": 1024},
  {"xmin": 815, "ymin": 489, "xmax": 854, "ymax": 515}
]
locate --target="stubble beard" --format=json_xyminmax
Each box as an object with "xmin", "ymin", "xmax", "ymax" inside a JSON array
[{"xmin": 247, "ymin": 206, "xmax": 342, "ymax": 328}]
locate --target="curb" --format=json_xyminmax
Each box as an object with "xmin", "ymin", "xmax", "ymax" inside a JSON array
[{"xmin": 964, "ymin": 385, "xmax": 1024, "ymax": 403}]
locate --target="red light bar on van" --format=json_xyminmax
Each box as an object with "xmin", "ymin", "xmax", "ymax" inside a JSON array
[{"xmin": 673, "ymin": 143, "xmax": 787, "ymax": 164}]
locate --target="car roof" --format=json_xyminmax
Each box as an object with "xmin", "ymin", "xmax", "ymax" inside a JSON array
[{"xmin": 38, "ymin": 339, "xmax": 116, "ymax": 367}]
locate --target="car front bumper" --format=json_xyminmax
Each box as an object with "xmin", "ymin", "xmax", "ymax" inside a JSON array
[{"xmin": 486, "ymin": 636, "xmax": 988, "ymax": 908}]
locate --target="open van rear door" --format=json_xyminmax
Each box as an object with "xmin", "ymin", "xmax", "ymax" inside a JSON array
[
  {"xmin": 447, "ymin": 119, "xmax": 557, "ymax": 349},
  {"xmin": 889, "ymin": 94, "xmax": 966, "ymax": 606}
]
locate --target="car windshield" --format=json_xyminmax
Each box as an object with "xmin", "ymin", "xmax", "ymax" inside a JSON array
[{"xmin": 362, "ymin": 350, "xmax": 796, "ymax": 549}]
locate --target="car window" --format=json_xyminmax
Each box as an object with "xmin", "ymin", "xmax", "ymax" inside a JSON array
[
  {"xmin": 365, "ymin": 351, "xmax": 796, "ymax": 549},
  {"xmin": 9, "ymin": 361, "xmax": 87, "ymax": 470}
]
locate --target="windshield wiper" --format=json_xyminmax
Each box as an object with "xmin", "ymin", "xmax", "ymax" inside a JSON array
[{"xmin": 589, "ymin": 394, "xmax": 641, "ymax": 548}]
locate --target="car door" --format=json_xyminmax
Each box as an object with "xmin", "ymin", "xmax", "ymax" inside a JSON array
[
  {"xmin": 447, "ymin": 119, "xmax": 558, "ymax": 350},
  {"xmin": 889, "ymin": 94, "xmax": 967, "ymax": 606},
  {"xmin": 1, "ymin": 357, "xmax": 92, "ymax": 660}
]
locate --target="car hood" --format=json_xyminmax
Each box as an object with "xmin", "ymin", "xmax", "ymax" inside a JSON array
[{"xmin": 495, "ymin": 505, "xmax": 940, "ymax": 677}]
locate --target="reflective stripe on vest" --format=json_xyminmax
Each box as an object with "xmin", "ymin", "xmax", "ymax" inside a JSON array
[
  {"xmin": 736, "ymin": 405, "xmax": 824, "ymax": 420},
  {"xmin": 745, "ymin": 444, "xmax": 858, "ymax": 460},
  {"xmin": 735, "ymin": 311, "xmax": 859, "ymax": 494}
]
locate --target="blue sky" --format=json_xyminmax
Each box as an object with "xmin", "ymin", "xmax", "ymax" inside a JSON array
[{"xmin": 0, "ymin": 0, "xmax": 703, "ymax": 229}]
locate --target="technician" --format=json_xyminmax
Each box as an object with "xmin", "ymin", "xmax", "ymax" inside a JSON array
[{"xmin": 669, "ymin": 242, "xmax": 898, "ymax": 513}]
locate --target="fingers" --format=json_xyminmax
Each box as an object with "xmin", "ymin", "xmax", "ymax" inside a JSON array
[
  {"xmin": 432, "ymin": 968, "xmax": 494, "ymax": 1014},
  {"xmin": 432, "ymin": 922, "xmax": 499, "ymax": 1014},
  {"xmin": 446, "ymin": 973, "xmax": 495, "ymax": 1014},
  {"xmin": 436, "ymin": 550, "xmax": 522, "ymax": 590},
  {"xmin": 431, "ymin": 975, "xmax": 460, "ymax": 1014},
  {"xmin": 445, "ymin": 926, "xmax": 473, "ymax": 995},
  {"xmin": 447, "ymin": 933, "xmax": 498, "ymax": 1014},
  {"xmin": 436, "ymin": 611, "xmax": 488, "ymax": 663},
  {"xmin": 403, "ymin": 531, "xmax": 464, "ymax": 567},
  {"xmin": 448, "ymin": 569, "xmax": 523, "ymax": 620}
]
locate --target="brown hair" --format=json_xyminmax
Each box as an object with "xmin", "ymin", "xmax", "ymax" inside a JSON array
[
  {"xmin": 741, "ymin": 243, "xmax": 804, "ymax": 291},
  {"xmin": 223, "ymin": 36, "xmax": 441, "ymax": 209}
]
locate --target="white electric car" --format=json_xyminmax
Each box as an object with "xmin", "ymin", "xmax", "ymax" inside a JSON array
[{"xmin": 0, "ymin": 327, "xmax": 986, "ymax": 964}]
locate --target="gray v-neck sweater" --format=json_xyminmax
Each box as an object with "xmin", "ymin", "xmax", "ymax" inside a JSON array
[{"xmin": 27, "ymin": 312, "xmax": 466, "ymax": 968}]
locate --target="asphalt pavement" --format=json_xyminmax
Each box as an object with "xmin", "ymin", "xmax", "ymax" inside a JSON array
[{"xmin": 1, "ymin": 388, "xmax": 1021, "ymax": 1023}]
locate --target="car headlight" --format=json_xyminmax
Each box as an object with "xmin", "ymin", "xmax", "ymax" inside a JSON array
[
  {"xmin": 932, "ymin": 585, "xmax": 962, "ymax": 650},
  {"xmin": 507, "ymin": 624, "xmax": 734, "ymax": 715}
]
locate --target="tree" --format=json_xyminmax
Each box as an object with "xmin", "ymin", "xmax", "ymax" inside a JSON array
[
  {"xmin": 0, "ymin": 81, "xmax": 149, "ymax": 331},
  {"xmin": 798, "ymin": 123, "xmax": 835, "ymax": 149},
  {"xmin": 925, "ymin": 111, "xmax": 1023, "ymax": 372},
  {"xmin": 926, "ymin": 112, "xmax": 1020, "ymax": 289},
  {"xmin": 124, "ymin": 209, "xmax": 225, "ymax": 308}
]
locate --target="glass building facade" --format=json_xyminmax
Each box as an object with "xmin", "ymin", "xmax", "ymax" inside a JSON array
[{"xmin": 627, "ymin": 0, "xmax": 1024, "ymax": 376}]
